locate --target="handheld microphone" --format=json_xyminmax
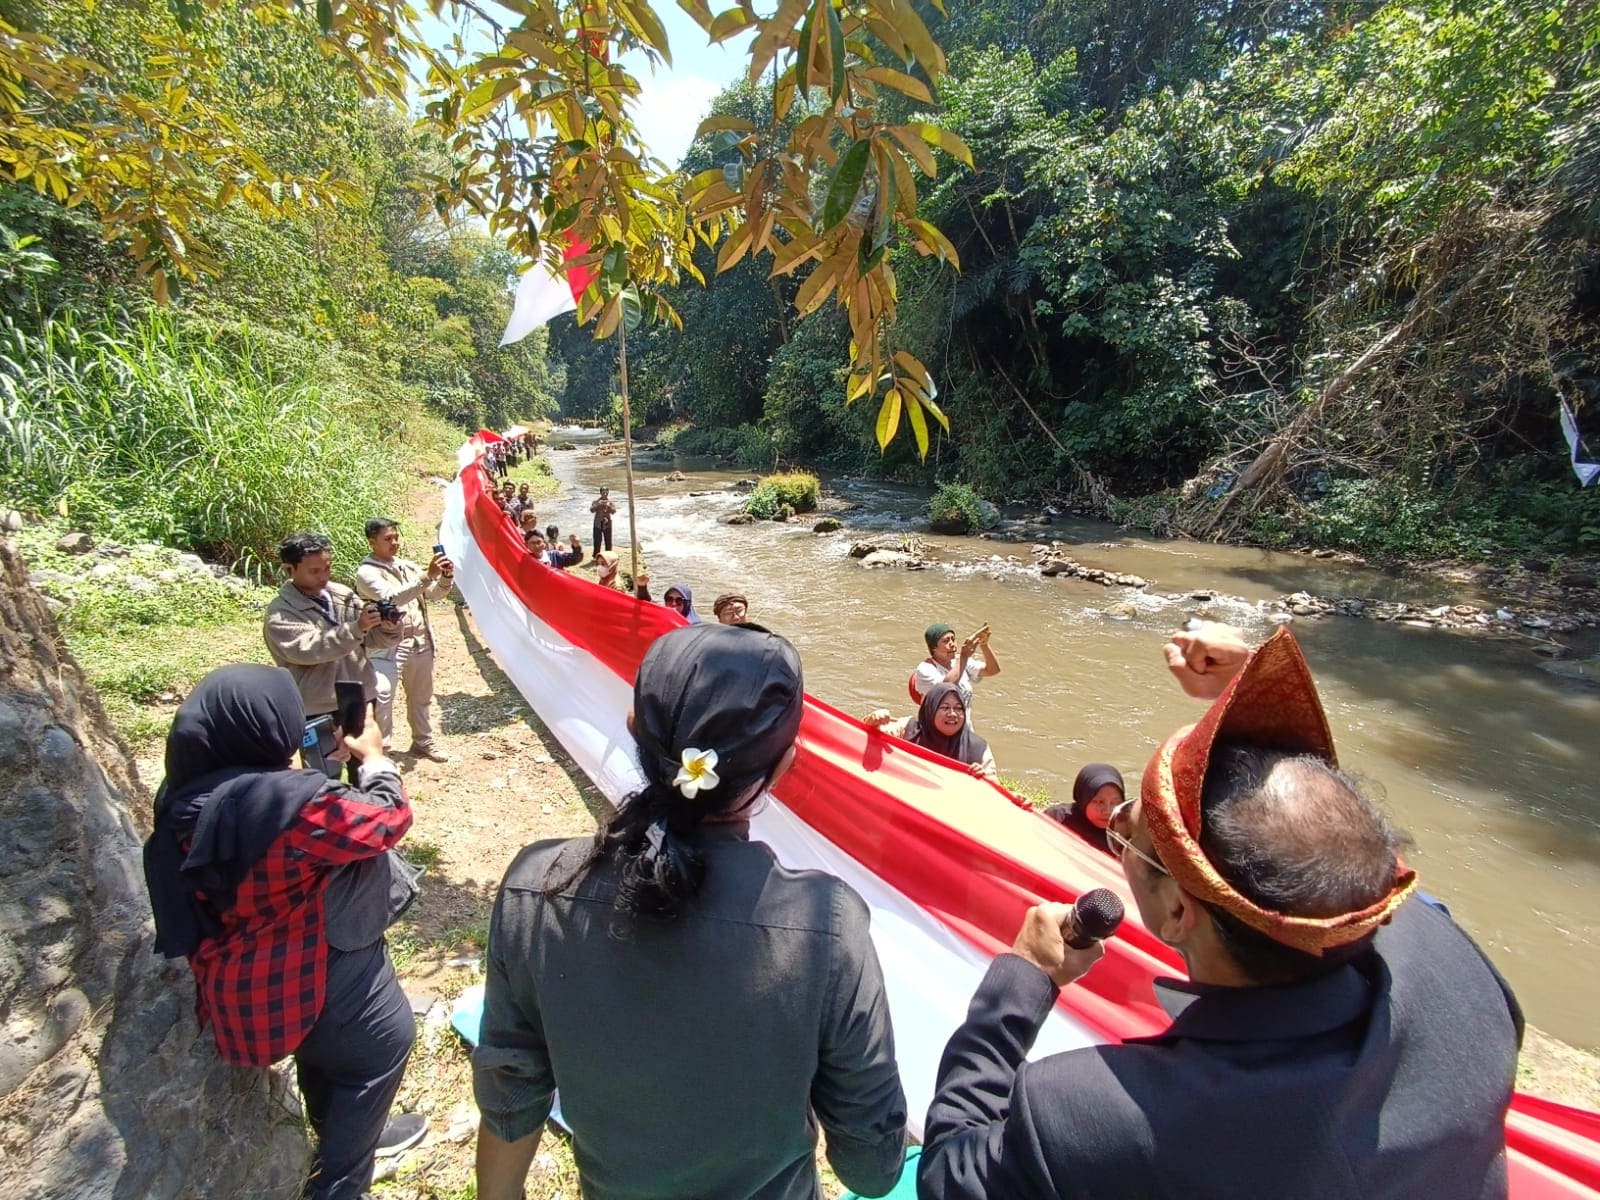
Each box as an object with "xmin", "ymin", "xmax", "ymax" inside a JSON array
[{"xmin": 1066, "ymin": 888, "xmax": 1125, "ymax": 949}]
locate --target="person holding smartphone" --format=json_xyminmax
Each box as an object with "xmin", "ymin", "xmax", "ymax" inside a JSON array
[
  {"xmin": 265, "ymin": 531, "xmax": 385, "ymax": 729},
  {"xmin": 355, "ymin": 518, "xmax": 456, "ymax": 763},
  {"xmin": 908, "ymin": 622, "xmax": 1001, "ymax": 711}
]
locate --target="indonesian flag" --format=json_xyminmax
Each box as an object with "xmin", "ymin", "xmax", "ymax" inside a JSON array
[
  {"xmin": 500, "ymin": 237, "xmax": 597, "ymax": 346},
  {"xmin": 441, "ymin": 432, "xmax": 1600, "ymax": 1198}
]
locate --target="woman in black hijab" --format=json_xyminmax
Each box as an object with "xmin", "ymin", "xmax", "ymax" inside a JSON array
[
  {"xmin": 143, "ymin": 664, "xmax": 418, "ymax": 1200},
  {"xmin": 1043, "ymin": 762, "xmax": 1125, "ymax": 854},
  {"xmin": 862, "ymin": 681, "xmax": 997, "ymax": 779},
  {"xmin": 474, "ymin": 623, "xmax": 908, "ymax": 1200}
]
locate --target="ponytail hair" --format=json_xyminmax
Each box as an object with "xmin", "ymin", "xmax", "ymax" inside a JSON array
[
  {"xmin": 541, "ymin": 623, "xmax": 805, "ymax": 928},
  {"xmin": 543, "ymin": 774, "xmax": 769, "ymax": 928}
]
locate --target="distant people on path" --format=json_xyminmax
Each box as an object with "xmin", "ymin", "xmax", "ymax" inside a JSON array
[
  {"xmin": 355, "ymin": 518, "xmax": 455, "ymax": 764},
  {"xmin": 590, "ymin": 485, "xmax": 616, "ymax": 552},
  {"xmin": 1042, "ymin": 763, "xmax": 1124, "ymax": 854},
  {"xmin": 264, "ymin": 531, "xmax": 386, "ymax": 722},
  {"xmin": 910, "ymin": 622, "xmax": 1000, "ymax": 708},
  {"xmin": 918, "ymin": 624, "xmax": 1523, "ymax": 1200},
  {"xmin": 863, "ymin": 682, "xmax": 997, "ymax": 780},
  {"xmin": 524, "ymin": 529, "xmax": 584, "ymax": 569},
  {"xmin": 473, "ymin": 623, "xmax": 907, "ymax": 1200},
  {"xmin": 143, "ymin": 665, "xmax": 419, "ymax": 1200},
  {"xmin": 712, "ymin": 593, "xmax": 749, "ymax": 624}
]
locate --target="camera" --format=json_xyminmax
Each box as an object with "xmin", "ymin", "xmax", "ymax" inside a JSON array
[{"xmin": 375, "ymin": 599, "xmax": 402, "ymax": 623}]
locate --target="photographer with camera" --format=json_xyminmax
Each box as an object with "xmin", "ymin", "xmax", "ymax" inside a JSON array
[
  {"xmin": 265, "ymin": 532, "xmax": 387, "ymax": 735},
  {"xmin": 356, "ymin": 518, "xmax": 456, "ymax": 763}
]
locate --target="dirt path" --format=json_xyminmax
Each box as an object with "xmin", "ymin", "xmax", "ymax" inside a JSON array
[{"xmin": 375, "ymin": 479, "xmax": 601, "ymax": 1200}]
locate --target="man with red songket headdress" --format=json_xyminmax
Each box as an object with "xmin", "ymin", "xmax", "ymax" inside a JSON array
[{"xmin": 920, "ymin": 624, "xmax": 1523, "ymax": 1200}]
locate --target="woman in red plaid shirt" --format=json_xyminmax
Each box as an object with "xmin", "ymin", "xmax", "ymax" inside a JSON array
[{"xmin": 144, "ymin": 665, "xmax": 419, "ymax": 1200}]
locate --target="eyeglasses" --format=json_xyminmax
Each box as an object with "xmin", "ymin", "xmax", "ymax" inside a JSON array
[
  {"xmin": 934, "ymin": 703, "xmax": 965, "ymax": 716},
  {"xmin": 1105, "ymin": 798, "xmax": 1170, "ymax": 877},
  {"xmin": 665, "ymin": 595, "xmax": 688, "ymax": 607}
]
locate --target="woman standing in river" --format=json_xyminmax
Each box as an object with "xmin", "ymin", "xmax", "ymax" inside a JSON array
[{"xmin": 864, "ymin": 683, "xmax": 998, "ymax": 780}]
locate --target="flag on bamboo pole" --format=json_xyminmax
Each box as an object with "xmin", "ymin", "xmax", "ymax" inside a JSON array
[{"xmin": 500, "ymin": 238, "xmax": 596, "ymax": 346}]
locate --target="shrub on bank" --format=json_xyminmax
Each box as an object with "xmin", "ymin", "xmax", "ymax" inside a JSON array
[
  {"xmin": 664, "ymin": 423, "xmax": 776, "ymax": 469},
  {"xmin": 0, "ymin": 310, "xmax": 417, "ymax": 575},
  {"xmin": 745, "ymin": 472, "xmax": 821, "ymax": 520},
  {"xmin": 928, "ymin": 482, "xmax": 997, "ymax": 534}
]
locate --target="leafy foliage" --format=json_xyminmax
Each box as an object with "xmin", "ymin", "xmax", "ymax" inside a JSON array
[
  {"xmin": 640, "ymin": 0, "xmax": 1600, "ymax": 561},
  {"xmin": 928, "ymin": 482, "xmax": 996, "ymax": 533},
  {"xmin": 0, "ymin": 308, "xmax": 397, "ymax": 573},
  {"xmin": 745, "ymin": 472, "xmax": 821, "ymax": 519}
]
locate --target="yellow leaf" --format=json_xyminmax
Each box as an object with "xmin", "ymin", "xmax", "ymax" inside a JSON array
[
  {"xmin": 905, "ymin": 387, "xmax": 930, "ymax": 457},
  {"xmin": 708, "ymin": 7, "xmax": 757, "ymax": 40},
  {"xmin": 881, "ymin": 0, "xmax": 945, "ymax": 74},
  {"xmin": 716, "ymin": 220, "xmax": 754, "ymax": 272},
  {"xmin": 770, "ymin": 232, "xmax": 821, "ymax": 277},
  {"xmin": 905, "ymin": 217, "xmax": 961, "ymax": 269},
  {"xmin": 886, "ymin": 126, "xmax": 937, "ymax": 177},
  {"xmin": 860, "ymin": 66, "xmax": 933, "ymax": 104},
  {"xmin": 848, "ymin": 372, "xmax": 875, "ymax": 402},
  {"xmin": 875, "ymin": 388, "xmax": 902, "ymax": 450},
  {"xmin": 911, "ymin": 122, "xmax": 973, "ymax": 168},
  {"xmin": 794, "ymin": 258, "xmax": 839, "ymax": 316},
  {"xmin": 694, "ymin": 114, "xmax": 757, "ymax": 139}
]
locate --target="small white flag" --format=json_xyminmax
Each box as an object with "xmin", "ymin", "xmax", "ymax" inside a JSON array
[{"xmin": 1559, "ymin": 400, "xmax": 1600, "ymax": 488}]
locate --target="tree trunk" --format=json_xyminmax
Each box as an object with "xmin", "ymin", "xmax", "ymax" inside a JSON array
[{"xmin": 0, "ymin": 538, "xmax": 308, "ymax": 1200}]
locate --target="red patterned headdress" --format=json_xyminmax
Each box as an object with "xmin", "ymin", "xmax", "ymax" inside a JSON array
[{"xmin": 1141, "ymin": 627, "xmax": 1416, "ymax": 954}]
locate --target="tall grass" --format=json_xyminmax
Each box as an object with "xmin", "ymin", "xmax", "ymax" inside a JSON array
[{"xmin": 0, "ymin": 309, "xmax": 399, "ymax": 574}]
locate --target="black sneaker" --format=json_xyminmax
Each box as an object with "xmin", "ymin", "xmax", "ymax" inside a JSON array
[{"xmin": 376, "ymin": 1112, "xmax": 428, "ymax": 1158}]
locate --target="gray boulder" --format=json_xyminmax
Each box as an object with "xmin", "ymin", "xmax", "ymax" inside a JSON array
[{"xmin": 55, "ymin": 532, "xmax": 93, "ymax": 555}]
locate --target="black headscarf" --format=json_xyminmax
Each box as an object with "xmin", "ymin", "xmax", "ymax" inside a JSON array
[
  {"xmin": 631, "ymin": 622, "xmax": 804, "ymax": 805},
  {"xmin": 1044, "ymin": 762, "xmax": 1125, "ymax": 854},
  {"xmin": 563, "ymin": 623, "xmax": 805, "ymax": 924},
  {"xmin": 903, "ymin": 682, "xmax": 988, "ymax": 767},
  {"xmin": 144, "ymin": 664, "xmax": 330, "ymax": 959}
]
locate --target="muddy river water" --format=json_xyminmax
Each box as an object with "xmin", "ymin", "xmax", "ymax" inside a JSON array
[{"xmin": 534, "ymin": 428, "xmax": 1600, "ymax": 1049}]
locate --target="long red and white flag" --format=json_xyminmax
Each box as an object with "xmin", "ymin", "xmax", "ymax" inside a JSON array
[{"xmin": 442, "ymin": 432, "xmax": 1600, "ymax": 1197}]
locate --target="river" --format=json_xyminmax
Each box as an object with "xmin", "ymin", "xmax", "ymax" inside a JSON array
[{"xmin": 534, "ymin": 428, "xmax": 1600, "ymax": 1050}]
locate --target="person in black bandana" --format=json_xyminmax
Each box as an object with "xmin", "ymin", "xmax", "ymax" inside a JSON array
[{"xmin": 473, "ymin": 623, "xmax": 908, "ymax": 1200}]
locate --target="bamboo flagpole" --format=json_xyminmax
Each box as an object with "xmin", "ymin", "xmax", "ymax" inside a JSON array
[{"xmin": 617, "ymin": 319, "xmax": 639, "ymax": 582}]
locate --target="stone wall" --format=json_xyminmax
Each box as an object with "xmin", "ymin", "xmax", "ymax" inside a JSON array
[{"xmin": 0, "ymin": 539, "xmax": 307, "ymax": 1200}]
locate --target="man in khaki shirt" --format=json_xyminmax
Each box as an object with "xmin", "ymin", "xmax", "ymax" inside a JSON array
[
  {"xmin": 263, "ymin": 531, "xmax": 384, "ymax": 719},
  {"xmin": 355, "ymin": 518, "xmax": 456, "ymax": 762}
]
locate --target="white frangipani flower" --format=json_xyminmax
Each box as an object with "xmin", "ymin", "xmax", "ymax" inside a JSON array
[{"xmin": 673, "ymin": 747, "xmax": 721, "ymax": 800}]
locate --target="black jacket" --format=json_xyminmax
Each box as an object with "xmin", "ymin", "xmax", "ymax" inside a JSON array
[{"xmin": 919, "ymin": 898, "xmax": 1522, "ymax": 1200}]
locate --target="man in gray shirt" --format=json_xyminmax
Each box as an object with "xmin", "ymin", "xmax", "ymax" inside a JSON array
[{"xmin": 473, "ymin": 624, "xmax": 907, "ymax": 1200}]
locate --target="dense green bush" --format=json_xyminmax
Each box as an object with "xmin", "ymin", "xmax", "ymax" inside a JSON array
[
  {"xmin": 745, "ymin": 471, "xmax": 821, "ymax": 519},
  {"xmin": 928, "ymin": 482, "xmax": 997, "ymax": 533},
  {"xmin": 0, "ymin": 309, "xmax": 401, "ymax": 574},
  {"xmin": 669, "ymin": 422, "xmax": 777, "ymax": 469}
]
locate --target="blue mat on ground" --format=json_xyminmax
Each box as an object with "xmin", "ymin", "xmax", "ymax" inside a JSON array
[{"xmin": 839, "ymin": 1146, "xmax": 920, "ymax": 1199}]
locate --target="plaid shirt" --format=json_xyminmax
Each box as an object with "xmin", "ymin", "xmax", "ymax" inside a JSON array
[{"xmin": 188, "ymin": 767, "xmax": 411, "ymax": 1066}]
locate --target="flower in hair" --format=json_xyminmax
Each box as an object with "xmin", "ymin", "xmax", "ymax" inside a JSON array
[{"xmin": 673, "ymin": 747, "xmax": 720, "ymax": 800}]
